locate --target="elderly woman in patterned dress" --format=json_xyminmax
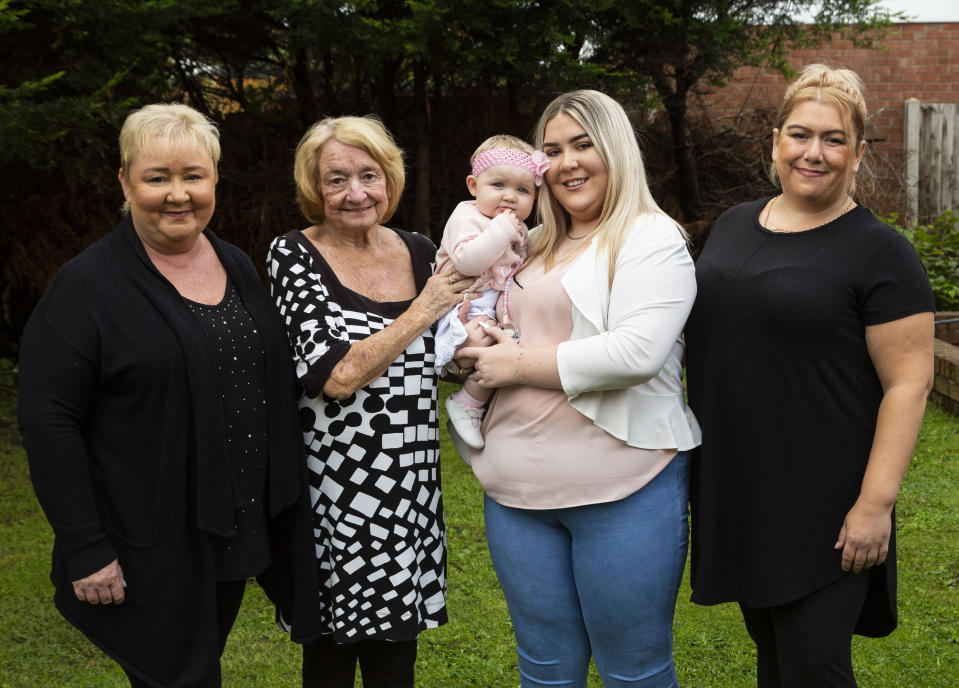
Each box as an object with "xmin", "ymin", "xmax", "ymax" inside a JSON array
[{"xmin": 266, "ymin": 115, "xmax": 471, "ymax": 688}]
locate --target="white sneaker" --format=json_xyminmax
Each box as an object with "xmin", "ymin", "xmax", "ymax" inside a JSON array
[{"xmin": 445, "ymin": 395, "xmax": 486, "ymax": 455}]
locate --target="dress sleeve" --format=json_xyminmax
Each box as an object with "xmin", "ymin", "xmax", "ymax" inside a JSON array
[
  {"xmin": 558, "ymin": 218, "xmax": 697, "ymax": 394},
  {"xmin": 267, "ymin": 234, "xmax": 352, "ymax": 397},
  {"xmin": 444, "ymin": 206, "xmax": 520, "ymax": 276},
  {"xmin": 860, "ymin": 230, "xmax": 935, "ymax": 326},
  {"xmin": 17, "ymin": 273, "xmax": 118, "ymax": 581}
]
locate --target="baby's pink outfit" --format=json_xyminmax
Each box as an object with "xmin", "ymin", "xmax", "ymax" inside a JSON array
[
  {"xmin": 434, "ymin": 201, "xmax": 527, "ymax": 292},
  {"xmin": 433, "ymin": 201, "xmax": 527, "ymax": 370}
]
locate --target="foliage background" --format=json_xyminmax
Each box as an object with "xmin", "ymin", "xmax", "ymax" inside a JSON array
[
  {"xmin": 891, "ymin": 211, "xmax": 959, "ymax": 311},
  {"xmin": 0, "ymin": 0, "xmax": 901, "ymax": 352}
]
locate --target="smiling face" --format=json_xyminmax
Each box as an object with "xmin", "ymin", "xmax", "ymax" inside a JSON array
[
  {"xmin": 119, "ymin": 137, "xmax": 217, "ymax": 253},
  {"xmin": 772, "ymin": 100, "xmax": 866, "ymax": 209},
  {"xmin": 542, "ymin": 113, "xmax": 608, "ymax": 234},
  {"xmin": 466, "ymin": 164, "xmax": 536, "ymax": 223},
  {"xmin": 316, "ymin": 138, "xmax": 389, "ymax": 235}
]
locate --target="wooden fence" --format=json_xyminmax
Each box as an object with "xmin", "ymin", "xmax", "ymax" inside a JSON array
[{"xmin": 904, "ymin": 99, "xmax": 959, "ymax": 223}]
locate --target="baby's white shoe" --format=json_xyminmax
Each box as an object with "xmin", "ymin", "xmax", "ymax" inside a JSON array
[
  {"xmin": 446, "ymin": 419, "xmax": 472, "ymax": 466},
  {"xmin": 445, "ymin": 395, "xmax": 486, "ymax": 457}
]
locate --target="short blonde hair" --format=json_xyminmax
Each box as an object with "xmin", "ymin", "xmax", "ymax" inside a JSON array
[
  {"xmin": 470, "ymin": 134, "xmax": 534, "ymax": 167},
  {"xmin": 119, "ymin": 103, "xmax": 220, "ymax": 174},
  {"xmin": 530, "ymin": 90, "xmax": 682, "ymax": 283},
  {"xmin": 770, "ymin": 64, "xmax": 868, "ymax": 193},
  {"xmin": 294, "ymin": 116, "xmax": 405, "ymax": 225}
]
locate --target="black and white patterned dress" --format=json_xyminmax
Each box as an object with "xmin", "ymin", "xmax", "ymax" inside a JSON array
[{"xmin": 267, "ymin": 229, "xmax": 447, "ymax": 643}]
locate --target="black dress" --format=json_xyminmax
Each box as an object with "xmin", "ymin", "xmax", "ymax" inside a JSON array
[
  {"xmin": 267, "ymin": 229, "xmax": 448, "ymax": 643},
  {"xmin": 685, "ymin": 199, "xmax": 933, "ymax": 636},
  {"xmin": 184, "ymin": 280, "xmax": 272, "ymax": 579}
]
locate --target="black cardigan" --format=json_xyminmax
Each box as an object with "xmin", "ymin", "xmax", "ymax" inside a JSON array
[{"xmin": 18, "ymin": 216, "xmax": 307, "ymax": 686}]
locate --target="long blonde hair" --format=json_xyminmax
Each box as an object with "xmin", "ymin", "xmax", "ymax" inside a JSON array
[{"xmin": 529, "ymin": 90, "xmax": 683, "ymax": 285}]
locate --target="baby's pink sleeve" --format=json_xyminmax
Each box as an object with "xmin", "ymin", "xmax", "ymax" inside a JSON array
[{"xmin": 446, "ymin": 210, "xmax": 521, "ymax": 276}]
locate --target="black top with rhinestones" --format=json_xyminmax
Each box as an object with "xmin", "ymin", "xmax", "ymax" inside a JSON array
[{"xmin": 184, "ymin": 280, "xmax": 271, "ymax": 580}]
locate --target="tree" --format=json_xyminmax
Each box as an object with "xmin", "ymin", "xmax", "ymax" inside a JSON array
[
  {"xmin": 583, "ymin": 0, "xmax": 902, "ymax": 220},
  {"xmin": 1, "ymin": 0, "xmax": 904, "ymax": 349},
  {"xmin": 0, "ymin": 0, "xmax": 179, "ymax": 342}
]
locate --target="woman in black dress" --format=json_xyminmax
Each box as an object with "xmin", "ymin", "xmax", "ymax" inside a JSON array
[
  {"xmin": 686, "ymin": 64, "xmax": 935, "ymax": 687},
  {"xmin": 267, "ymin": 115, "xmax": 470, "ymax": 688},
  {"xmin": 18, "ymin": 103, "xmax": 303, "ymax": 687}
]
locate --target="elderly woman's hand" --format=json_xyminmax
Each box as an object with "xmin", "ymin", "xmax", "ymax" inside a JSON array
[
  {"xmin": 411, "ymin": 270, "xmax": 474, "ymax": 323},
  {"xmin": 73, "ymin": 559, "xmax": 126, "ymax": 605}
]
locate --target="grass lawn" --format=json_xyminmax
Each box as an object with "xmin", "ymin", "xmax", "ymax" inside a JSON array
[{"xmin": 1, "ymin": 381, "xmax": 957, "ymax": 687}]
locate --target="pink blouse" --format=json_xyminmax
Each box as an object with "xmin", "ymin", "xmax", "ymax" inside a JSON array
[{"xmin": 471, "ymin": 242, "xmax": 677, "ymax": 509}]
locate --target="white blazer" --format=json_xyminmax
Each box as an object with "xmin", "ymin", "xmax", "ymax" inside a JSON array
[{"xmin": 555, "ymin": 212, "xmax": 702, "ymax": 450}]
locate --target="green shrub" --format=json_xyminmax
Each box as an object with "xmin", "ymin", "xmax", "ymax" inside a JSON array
[
  {"xmin": 887, "ymin": 211, "xmax": 959, "ymax": 311},
  {"xmin": 0, "ymin": 358, "xmax": 14, "ymax": 386}
]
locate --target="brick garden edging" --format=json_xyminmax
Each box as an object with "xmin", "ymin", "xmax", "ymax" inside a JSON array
[{"xmin": 934, "ymin": 311, "xmax": 959, "ymax": 417}]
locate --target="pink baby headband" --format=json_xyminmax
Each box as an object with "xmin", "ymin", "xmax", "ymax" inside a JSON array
[{"xmin": 472, "ymin": 148, "xmax": 551, "ymax": 187}]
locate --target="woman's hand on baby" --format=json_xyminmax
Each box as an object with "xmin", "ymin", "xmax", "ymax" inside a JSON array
[
  {"xmin": 464, "ymin": 316, "xmax": 496, "ymax": 347},
  {"xmin": 453, "ymin": 316, "xmax": 496, "ymax": 369},
  {"xmin": 414, "ymin": 270, "xmax": 473, "ymax": 321},
  {"xmin": 458, "ymin": 323, "xmax": 522, "ymax": 389}
]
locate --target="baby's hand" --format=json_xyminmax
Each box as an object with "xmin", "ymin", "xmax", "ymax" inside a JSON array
[
  {"xmin": 456, "ymin": 316, "xmax": 496, "ymax": 365},
  {"xmin": 499, "ymin": 209, "xmax": 524, "ymax": 238}
]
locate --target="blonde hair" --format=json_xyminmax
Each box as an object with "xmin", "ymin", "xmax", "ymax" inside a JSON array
[
  {"xmin": 470, "ymin": 134, "xmax": 535, "ymax": 167},
  {"xmin": 770, "ymin": 64, "xmax": 868, "ymax": 194},
  {"xmin": 530, "ymin": 90, "xmax": 683, "ymax": 284},
  {"xmin": 118, "ymin": 103, "xmax": 220, "ymax": 213},
  {"xmin": 119, "ymin": 103, "xmax": 220, "ymax": 174},
  {"xmin": 294, "ymin": 116, "xmax": 405, "ymax": 225}
]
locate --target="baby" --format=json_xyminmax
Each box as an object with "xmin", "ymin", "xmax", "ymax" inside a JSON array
[{"xmin": 434, "ymin": 135, "xmax": 548, "ymax": 459}]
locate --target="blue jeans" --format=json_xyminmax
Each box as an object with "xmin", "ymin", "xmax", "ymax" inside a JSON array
[{"xmin": 484, "ymin": 451, "xmax": 690, "ymax": 688}]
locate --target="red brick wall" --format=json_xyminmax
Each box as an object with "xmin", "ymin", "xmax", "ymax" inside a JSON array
[
  {"xmin": 933, "ymin": 339, "xmax": 959, "ymax": 417},
  {"xmin": 701, "ymin": 22, "xmax": 959, "ymax": 215},
  {"xmin": 933, "ymin": 312, "xmax": 959, "ymax": 417},
  {"xmin": 938, "ymin": 312, "xmax": 959, "ymax": 346}
]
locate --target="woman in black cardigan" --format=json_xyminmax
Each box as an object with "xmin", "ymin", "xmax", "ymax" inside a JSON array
[{"xmin": 17, "ymin": 103, "xmax": 304, "ymax": 687}]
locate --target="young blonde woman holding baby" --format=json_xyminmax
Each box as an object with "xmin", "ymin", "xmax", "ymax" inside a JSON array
[{"xmin": 457, "ymin": 90, "xmax": 700, "ymax": 688}]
